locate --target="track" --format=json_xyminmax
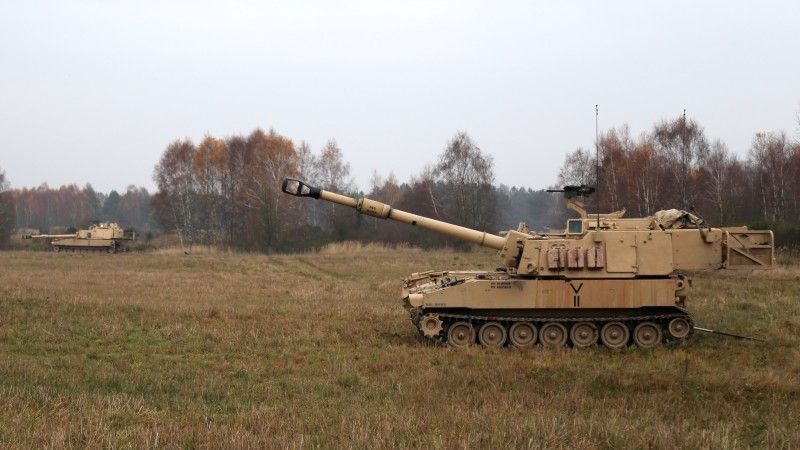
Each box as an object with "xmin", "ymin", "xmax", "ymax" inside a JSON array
[
  {"xmin": 409, "ymin": 306, "xmax": 694, "ymax": 349},
  {"xmin": 54, "ymin": 244, "xmax": 122, "ymax": 254}
]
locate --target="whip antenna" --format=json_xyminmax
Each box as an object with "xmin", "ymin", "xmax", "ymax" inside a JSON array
[
  {"xmin": 595, "ymin": 105, "xmax": 600, "ymax": 231},
  {"xmin": 682, "ymin": 108, "xmax": 688, "ymax": 210}
]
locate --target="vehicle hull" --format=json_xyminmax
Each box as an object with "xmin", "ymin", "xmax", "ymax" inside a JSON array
[{"xmin": 404, "ymin": 271, "xmax": 692, "ymax": 348}]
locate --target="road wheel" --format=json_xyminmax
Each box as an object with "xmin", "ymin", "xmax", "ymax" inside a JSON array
[
  {"xmin": 509, "ymin": 322, "xmax": 537, "ymax": 348},
  {"xmin": 478, "ymin": 322, "xmax": 507, "ymax": 348},
  {"xmin": 570, "ymin": 322, "xmax": 598, "ymax": 348},
  {"xmin": 668, "ymin": 317, "xmax": 691, "ymax": 339},
  {"xmin": 539, "ymin": 322, "xmax": 568, "ymax": 347},
  {"xmin": 447, "ymin": 321, "xmax": 475, "ymax": 348},
  {"xmin": 601, "ymin": 322, "xmax": 629, "ymax": 349},
  {"xmin": 633, "ymin": 322, "xmax": 662, "ymax": 348}
]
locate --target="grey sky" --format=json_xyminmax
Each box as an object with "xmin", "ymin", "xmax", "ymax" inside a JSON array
[{"xmin": 1, "ymin": 0, "xmax": 798, "ymax": 193}]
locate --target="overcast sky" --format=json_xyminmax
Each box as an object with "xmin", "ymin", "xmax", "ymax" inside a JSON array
[{"xmin": 1, "ymin": 0, "xmax": 798, "ymax": 193}]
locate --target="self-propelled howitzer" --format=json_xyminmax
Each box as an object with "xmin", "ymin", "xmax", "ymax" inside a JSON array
[
  {"xmin": 282, "ymin": 179, "xmax": 774, "ymax": 349},
  {"xmin": 23, "ymin": 222, "xmax": 135, "ymax": 253}
]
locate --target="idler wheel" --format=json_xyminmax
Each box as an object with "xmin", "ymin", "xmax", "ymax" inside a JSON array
[
  {"xmin": 570, "ymin": 322, "xmax": 598, "ymax": 348},
  {"xmin": 447, "ymin": 321, "xmax": 475, "ymax": 348},
  {"xmin": 419, "ymin": 314, "xmax": 444, "ymax": 338},
  {"xmin": 509, "ymin": 322, "xmax": 537, "ymax": 348},
  {"xmin": 478, "ymin": 322, "xmax": 507, "ymax": 348},
  {"xmin": 633, "ymin": 322, "xmax": 662, "ymax": 348},
  {"xmin": 668, "ymin": 317, "xmax": 691, "ymax": 339},
  {"xmin": 601, "ymin": 322, "xmax": 629, "ymax": 349},
  {"xmin": 539, "ymin": 322, "xmax": 568, "ymax": 347}
]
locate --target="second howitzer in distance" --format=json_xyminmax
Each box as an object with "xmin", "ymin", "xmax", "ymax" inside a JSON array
[
  {"xmin": 23, "ymin": 222, "xmax": 135, "ymax": 253},
  {"xmin": 282, "ymin": 179, "xmax": 774, "ymax": 349}
]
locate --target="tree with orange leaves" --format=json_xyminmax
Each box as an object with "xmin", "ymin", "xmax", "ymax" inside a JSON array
[
  {"xmin": 194, "ymin": 136, "xmax": 228, "ymax": 244},
  {"xmin": 241, "ymin": 129, "xmax": 300, "ymax": 251}
]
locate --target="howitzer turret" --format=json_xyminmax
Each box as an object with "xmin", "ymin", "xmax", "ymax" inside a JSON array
[
  {"xmin": 283, "ymin": 178, "xmax": 774, "ymax": 349},
  {"xmin": 23, "ymin": 222, "xmax": 135, "ymax": 253}
]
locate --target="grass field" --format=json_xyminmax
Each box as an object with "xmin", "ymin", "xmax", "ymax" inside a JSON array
[{"xmin": 1, "ymin": 244, "xmax": 799, "ymax": 448}]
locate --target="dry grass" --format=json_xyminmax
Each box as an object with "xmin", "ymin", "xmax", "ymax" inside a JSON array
[
  {"xmin": 0, "ymin": 248, "xmax": 798, "ymax": 448},
  {"xmin": 316, "ymin": 241, "xmax": 425, "ymax": 255}
]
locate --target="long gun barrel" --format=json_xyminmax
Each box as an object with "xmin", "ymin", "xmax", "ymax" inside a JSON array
[
  {"xmin": 281, "ymin": 178, "xmax": 506, "ymax": 250},
  {"xmin": 22, "ymin": 233, "xmax": 77, "ymax": 239}
]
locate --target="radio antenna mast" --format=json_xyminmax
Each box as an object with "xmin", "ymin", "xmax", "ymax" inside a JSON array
[
  {"xmin": 682, "ymin": 108, "xmax": 688, "ymax": 210},
  {"xmin": 595, "ymin": 104, "xmax": 600, "ymax": 231}
]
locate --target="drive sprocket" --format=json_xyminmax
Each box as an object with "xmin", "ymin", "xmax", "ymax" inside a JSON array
[{"xmin": 418, "ymin": 313, "xmax": 444, "ymax": 338}]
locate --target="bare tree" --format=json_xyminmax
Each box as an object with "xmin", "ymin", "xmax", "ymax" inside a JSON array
[
  {"xmin": 653, "ymin": 115, "xmax": 709, "ymax": 209},
  {"xmin": 315, "ymin": 139, "xmax": 355, "ymax": 193},
  {"xmin": 703, "ymin": 140, "xmax": 734, "ymax": 224},
  {"xmin": 558, "ymin": 147, "xmax": 595, "ymax": 186},
  {"xmin": 296, "ymin": 140, "xmax": 323, "ymax": 227},
  {"xmin": 0, "ymin": 168, "xmax": 15, "ymax": 247},
  {"xmin": 627, "ymin": 137, "xmax": 666, "ymax": 216},
  {"xmin": 154, "ymin": 139, "xmax": 197, "ymax": 249},
  {"xmin": 749, "ymin": 131, "xmax": 791, "ymax": 221},
  {"xmin": 296, "ymin": 141, "xmax": 318, "ymax": 182},
  {"xmin": 796, "ymin": 101, "xmax": 800, "ymax": 140},
  {"xmin": 314, "ymin": 139, "xmax": 355, "ymax": 231},
  {"xmin": 434, "ymin": 132, "xmax": 495, "ymax": 230},
  {"xmin": 598, "ymin": 126, "xmax": 635, "ymax": 211}
]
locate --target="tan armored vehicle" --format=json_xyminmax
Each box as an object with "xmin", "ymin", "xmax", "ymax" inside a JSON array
[
  {"xmin": 283, "ymin": 179, "xmax": 774, "ymax": 349},
  {"xmin": 23, "ymin": 222, "xmax": 135, "ymax": 253}
]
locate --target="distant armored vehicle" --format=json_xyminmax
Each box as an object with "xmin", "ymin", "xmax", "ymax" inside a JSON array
[
  {"xmin": 282, "ymin": 179, "xmax": 774, "ymax": 349},
  {"xmin": 23, "ymin": 222, "xmax": 135, "ymax": 253}
]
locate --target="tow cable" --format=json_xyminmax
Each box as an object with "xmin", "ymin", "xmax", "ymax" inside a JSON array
[{"xmin": 693, "ymin": 326, "xmax": 765, "ymax": 342}]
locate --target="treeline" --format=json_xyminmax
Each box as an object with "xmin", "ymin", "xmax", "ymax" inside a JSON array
[
  {"xmin": 0, "ymin": 133, "xmax": 561, "ymax": 251},
  {"xmin": 152, "ymin": 129, "xmax": 563, "ymax": 252},
  {"xmin": 11, "ymin": 184, "xmax": 153, "ymax": 233},
  {"xmin": 559, "ymin": 114, "xmax": 800, "ymax": 245},
  {"xmin": 2, "ymin": 111, "xmax": 798, "ymax": 251}
]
